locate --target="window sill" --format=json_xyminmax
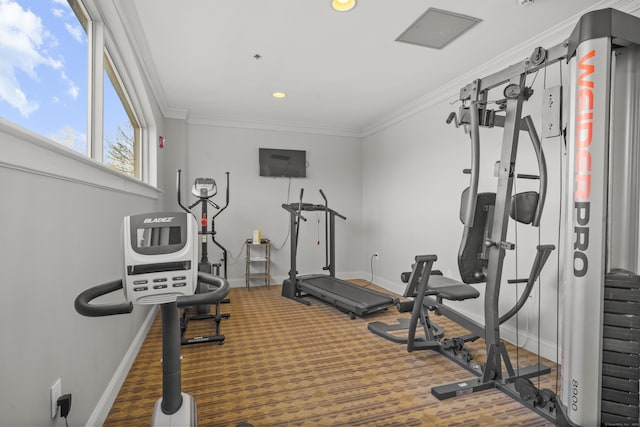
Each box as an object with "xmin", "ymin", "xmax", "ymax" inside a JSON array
[{"xmin": 0, "ymin": 119, "xmax": 161, "ymax": 200}]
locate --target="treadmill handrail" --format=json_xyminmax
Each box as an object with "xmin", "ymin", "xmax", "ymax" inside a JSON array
[
  {"xmin": 331, "ymin": 208, "xmax": 346, "ymax": 220},
  {"xmin": 282, "ymin": 202, "xmax": 346, "ymax": 220},
  {"xmin": 281, "ymin": 203, "xmax": 308, "ymax": 221}
]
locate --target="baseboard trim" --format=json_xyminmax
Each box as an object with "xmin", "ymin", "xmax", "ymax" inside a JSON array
[{"xmin": 85, "ymin": 306, "xmax": 158, "ymax": 427}]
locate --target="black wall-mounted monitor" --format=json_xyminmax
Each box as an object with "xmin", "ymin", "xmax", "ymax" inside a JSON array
[{"xmin": 259, "ymin": 148, "xmax": 307, "ymax": 178}]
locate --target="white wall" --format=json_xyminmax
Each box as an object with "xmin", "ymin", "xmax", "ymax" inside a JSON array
[
  {"xmin": 0, "ymin": 124, "xmax": 163, "ymax": 426},
  {"xmin": 159, "ymin": 118, "xmax": 188, "ymax": 209},
  {"xmin": 0, "ymin": 0, "xmax": 170, "ymax": 420},
  {"xmin": 172, "ymin": 123, "xmax": 364, "ymax": 285}
]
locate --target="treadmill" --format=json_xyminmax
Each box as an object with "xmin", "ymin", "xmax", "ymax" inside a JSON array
[{"xmin": 282, "ymin": 189, "xmax": 398, "ymax": 318}]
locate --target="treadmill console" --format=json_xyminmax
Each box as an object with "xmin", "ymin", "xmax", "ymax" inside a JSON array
[{"xmin": 192, "ymin": 178, "xmax": 217, "ymax": 198}]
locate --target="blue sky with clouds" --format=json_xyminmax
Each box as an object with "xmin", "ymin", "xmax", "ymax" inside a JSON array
[{"xmin": 0, "ymin": 0, "xmax": 129, "ymax": 157}]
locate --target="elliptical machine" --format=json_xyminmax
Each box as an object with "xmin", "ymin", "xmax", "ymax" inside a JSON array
[
  {"xmin": 177, "ymin": 169, "xmax": 230, "ymax": 345},
  {"xmin": 75, "ymin": 211, "xmax": 231, "ymax": 426}
]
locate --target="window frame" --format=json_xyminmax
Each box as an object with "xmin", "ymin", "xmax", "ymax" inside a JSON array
[
  {"xmin": 104, "ymin": 49, "xmax": 142, "ymax": 179},
  {"xmin": 0, "ymin": 0, "xmax": 158, "ymax": 194}
]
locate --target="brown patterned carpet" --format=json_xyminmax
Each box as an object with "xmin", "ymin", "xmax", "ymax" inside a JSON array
[{"xmin": 104, "ymin": 281, "xmax": 557, "ymax": 426}]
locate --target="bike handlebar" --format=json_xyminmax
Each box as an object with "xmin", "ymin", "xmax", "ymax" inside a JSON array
[
  {"xmin": 74, "ymin": 280, "xmax": 133, "ymax": 317},
  {"xmin": 74, "ymin": 273, "xmax": 230, "ymax": 317},
  {"xmin": 176, "ymin": 273, "xmax": 230, "ymax": 308}
]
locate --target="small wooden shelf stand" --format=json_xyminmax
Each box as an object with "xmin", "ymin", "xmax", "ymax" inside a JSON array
[{"xmin": 245, "ymin": 239, "xmax": 271, "ymax": 290}]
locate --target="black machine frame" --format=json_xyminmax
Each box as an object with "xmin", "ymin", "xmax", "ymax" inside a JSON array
[
  {"xmin": 439, "ymin": 10, "xmax": 640, "ymax": 426},
  {"xmin": 282, "ymin": 189, "xmax": 398, "ymax": 318},
  {"xmin": 176, "ymin": 169, "xmax": 231, "ymax": 345},
  {"xmin": 75, "ymin": 272, "xmax": 230, "ymax": 426},
  {"xmin": 368, "ymin": 8, "xmax": 640, "ymax": 426}
]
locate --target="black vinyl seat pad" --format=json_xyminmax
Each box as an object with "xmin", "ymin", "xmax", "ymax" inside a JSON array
[{"xmin": 428, "ymin": 275, "xmax": 480, "ymax": 301}]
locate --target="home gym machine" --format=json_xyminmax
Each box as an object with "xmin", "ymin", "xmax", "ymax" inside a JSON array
[
  {"xmin": 368, "ymin": 19, "xmax": 556, "ymax": 406},
  {"xmin": 558, "ymin": 9, "xmax": 640, "ymax": 426},
  {"xmin": 448, "ymin": 8, "xmax": 640, "ymax": 425},
  {"xmin": 372, "ymin": 8, "xmax": 640, "ymax": 426},
  {"xmin": 74, "ymin": 211, "xmax": 232, "ymax": 426},
  {"xmin": 282, "ymin": 189, "xmax": 398, "ymax": 318},
  {"xmin": 177, "ymin": 169, "xmax": 230, "ymax": 345}
]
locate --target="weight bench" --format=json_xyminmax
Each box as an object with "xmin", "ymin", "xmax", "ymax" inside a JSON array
[
  {"xmin": 410, "ymin": 256, "xmax": 479, "ymax": 356},
  {"xmin": 368, "ymin": 189, "xmax": 493, "ymax": 349},
  {"xmin": 368, "ymin": 255, "xmax": 480, "ymax": 357},
  {"xmin": 369, "ymin": 241, "xmax": 554, "ymax": 371},
  {"xmin": 369, "ymin": 187, "xmax": 554, "ymax": 365}
]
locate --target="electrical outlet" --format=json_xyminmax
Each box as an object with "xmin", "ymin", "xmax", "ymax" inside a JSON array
[
  {"xmin": 373, "ymin": 252, "xmax": 379, "ymax": 259},
  {"xmin": 50, "ymin": 378, "xmax": 62, "ymax": 418}
]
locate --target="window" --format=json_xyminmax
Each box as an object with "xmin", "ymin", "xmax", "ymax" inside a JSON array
[
  {"xmin": 104, "ymin": 53, "xmax": 141, "ymax": 179},
  {"xmin": 0, "ymin": 0, "xmax": 88, "ymax": 154},
  {"xmin": 1, "ymin": 0, "xmax": 149, "ymax": 182}
]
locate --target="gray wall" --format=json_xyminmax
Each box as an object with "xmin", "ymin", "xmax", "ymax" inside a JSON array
[
  {"xmin": 0, "ymin": 125, "xmax": 163, "ymax": 426},
  {"xmin": 0, "ymin": 0, "xmax": 170, "ymax": 418},
  {"xmin": 169, "ymin": 123, "xmax": 364, "ymax": 284}
]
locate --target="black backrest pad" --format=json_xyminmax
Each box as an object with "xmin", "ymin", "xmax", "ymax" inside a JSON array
[
  {"xmin": 458, "ymin": 189, "xmax": 496, "ymax": 284},
  {"xmin": 510, "ymin": 191, "xmax": 539, "ymax": 225}
]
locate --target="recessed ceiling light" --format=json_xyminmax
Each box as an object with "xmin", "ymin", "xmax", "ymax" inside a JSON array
[
  {"xmin": 272, "ymin": 92, "xmax": 286, "ymax": 99},
  {"xmin": 332, "ymin": 0, "xmax": 356, "ymax": 12}
]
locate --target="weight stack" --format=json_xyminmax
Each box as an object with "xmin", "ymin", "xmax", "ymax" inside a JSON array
[{"xmin": 601, "ymin": 270, "xmax": 640, "ymax": 426}]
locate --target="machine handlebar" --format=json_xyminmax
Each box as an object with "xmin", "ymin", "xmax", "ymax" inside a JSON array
[
  {"xmin": 522, "ymin": 116, "xmax": 547, "ymax": 227},
  {"xmin": 177, "ymin": 170, "xmax": 228, "ymax": 214},
  {"xmin": 176, "ymin": 273, "xmax": 230, "ymax": 308},
  {"xmin": 74, "ymin": 273, "xmax": 230, "ymax": 317},
  {"xmin": 462, "ymin": 105, "xmax": 480, "ymax": 228},
  {"xmin": 333, "ymin": 210, "xmax": 347, "ymax": 220},
  {"xmin": 281, "ymin": 202, "xmax": 346, "ymax": 220},
  {"xmin": 282, "ymin": 203, "xmax": 307, "ymax": 221},
  {"xmin": 176, "ymin": 169, "xmax": 192, "ymax": 215},
  {"xmin": 319, "ymin": 189, "xmax": 327, "ymax": 204},
  {"xmin": 74, "ymin": 280, "xmax": 133, "ymax": 317},
  {"xmin": 211, "ymin": 172, "xmax": 230, "ymax": 221}
]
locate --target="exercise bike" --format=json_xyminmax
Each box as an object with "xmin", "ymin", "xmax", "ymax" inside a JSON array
[
  {"xmin": 74, "ymin": 211, "xmax": 232, "ymax": 426},
  {"xmin": 176, "ymin": 169, "xmax": 231, "ymax": 345}
]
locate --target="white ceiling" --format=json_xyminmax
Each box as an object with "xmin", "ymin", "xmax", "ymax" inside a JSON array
[{"xmin": 119, "ymin": 0, "xmax": 604, "ymax": 136}]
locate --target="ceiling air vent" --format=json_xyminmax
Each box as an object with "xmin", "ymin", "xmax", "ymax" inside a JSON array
[{"xmin": 396, "ymin": 7, "xmax": 481, "ymax": 50}]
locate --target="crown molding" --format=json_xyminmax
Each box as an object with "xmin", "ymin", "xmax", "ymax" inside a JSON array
[
  {"xmin": 114, "ymin": 0, "xmax": 173, "ymax": 120},
  {"xmin": 186, "ymin": 114, "xmax": 363, "ymax": 138},
  {"xmin": 115, "ymin": 0, "xmax": 638, "ymax": 139}
]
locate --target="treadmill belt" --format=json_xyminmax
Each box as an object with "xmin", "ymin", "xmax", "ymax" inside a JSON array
[{"xmin": 298, "ymin": 274, "xmax": 397, "ymax": 316}]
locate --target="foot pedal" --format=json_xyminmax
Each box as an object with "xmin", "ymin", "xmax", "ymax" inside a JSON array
[{"xmin": 397, "ymin": 300, "xmax": 414, "ymax": 312}]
